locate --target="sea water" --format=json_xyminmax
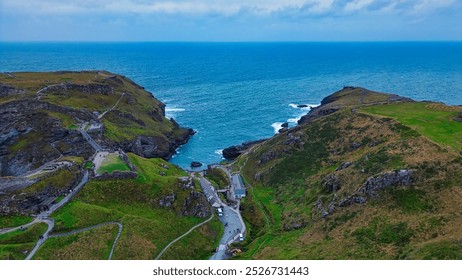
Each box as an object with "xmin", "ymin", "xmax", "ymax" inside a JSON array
[{"xmin": 1, "ymin": 42, "xmax": 461, "ymax": 169}]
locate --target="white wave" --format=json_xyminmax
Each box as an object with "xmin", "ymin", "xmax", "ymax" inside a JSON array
[
  {"xmin": 165, "ymin": 108, "xmax": 186, "ymax": 112},
  {"xmin": 271, "ymin": 122, "xmax": 284, "ymax": 134},
  {"xmin": 289, "ymin": 103, "xmax": 299, "ymax": 109},
  {"xmin": 214, "ymin": 149, "xmax": 223, "ymax": 156},
  {"xmin": 289, "ymin": 103, "xmax": 320, "ymax": 111},
  {"xmin": 165, "ymin": 107, "xmax": 186, "ymax": 118},
  {"xmin": 288, "ymin": 116, "xmax": 302, "ymax": 123}
]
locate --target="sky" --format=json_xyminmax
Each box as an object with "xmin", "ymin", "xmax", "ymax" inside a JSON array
[{"xmin": 0, "ymin": 0, "xmax": 461, "ymax": 41}]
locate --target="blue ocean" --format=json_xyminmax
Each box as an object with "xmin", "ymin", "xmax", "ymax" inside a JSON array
[{"xmin": 1, "ymin": 42, "xmax": 461, "ymax": 169}]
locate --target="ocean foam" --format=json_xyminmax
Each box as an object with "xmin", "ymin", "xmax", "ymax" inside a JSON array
[
  {"xmin": 289, "ymin": 103, "xmax": 320, "ymax": 111},
  {"xmin": 165, "ymin": 107, "xmax": 186, "ymax": 118},
  {"xmin": 271, "ymin": 122, "xmax": 284, "ymax": 134},
  {"xmin": 214, "ymin": 149, "xmax": 223, "ymax": 156},
  {"xmin": 165, "ymin": 108, "xmax": 186, "ymax": 112}
]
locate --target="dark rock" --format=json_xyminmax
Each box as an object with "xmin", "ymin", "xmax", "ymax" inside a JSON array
[
  {"xmin": 336, "ymin": 162, "xmax": 352, "ymax": 171},
  {"xmin": 278, "ymin": 122, "xmax": 289, "ymax": 133},
  {"xmin": 259, "ymin": 150, "xmax": 278, "ymax": 165},
  {"xmin": 179, "ymin": 176, "xmax": 194, "ymax": 189},
  {"xmin": 297, "ymin": 104, "xmax": 308, "ymax": 108},
  {"xmin": 351, "ymin": 142, "xmax": 362, "ymax": 150},
  {"xmin": 181, "ymin": 191, "xmax": 210, "ymax": 218},
  {"xmin": 0, "ymin": 83, "xmax": 25, "ymax": 97},
  {"xmin": 159, "ymin": 193, "xmax": 176, "ymax": 208},
  {"xmin": 222, "ymin": 139, "xmax": 267, "ymax": 160},
  {"xmin": 338, "ymin": 195, "xmax": 367, "ymax": 207},
  {"xmin": 40, "ymin": 82, "xmax": 114, "ymax": 96},
  {"xmin": 284, "ymin": 132, "xmax": 302, "ymax": 146},
  {"xmin": 454, "ymin": 112, "xmax": 462, "ymax": 122},
  {"xmin": 283, "ymin": 218, "xmax": 307, "ymax": 231},
  {"xmin": 254, "ymin": 172, "xmax": 263, "ymax": 181},
  {"xmin": 323, "ymin": 174, "xmax": 340, "ymax": 193},
  {"xmin": 0, "ymin": 100, "xmax": 95, "ymax": 176},
  {"xmin": 190, "ymin": 161, "xmax": 202, "ymax": 168},
  {"xmin": 359, "ymin": 170, "xmax": 413, "ymax": 196}
]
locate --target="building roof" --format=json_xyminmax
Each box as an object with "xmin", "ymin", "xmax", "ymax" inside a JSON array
[{"xmin": 235, "ymin": 188, "xmax": 246, "ymax": 195}]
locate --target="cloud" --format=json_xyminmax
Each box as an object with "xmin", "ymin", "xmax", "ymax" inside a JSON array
[{"xmin": 1, "ymin": 0, "xmax": 458, "ymax": 17}]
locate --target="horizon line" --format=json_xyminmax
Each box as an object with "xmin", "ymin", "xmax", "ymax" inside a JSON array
[{"xmin": 1, "ymin": 40, "xmax": 462, "ymax": 44}]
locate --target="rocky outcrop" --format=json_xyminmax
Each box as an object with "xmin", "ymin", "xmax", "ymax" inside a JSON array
[
  {"xmin": 298, "ymin": 86, "xmax": 414, "ymax": 125},
  {"xmin": 0, "ymin": 100, "xmax": 94, "ymax": 176},
  {"xmin": 316, "ymin": 170, "xmax": 413, "ymax": 218},
  {"xmin": 119, "ymin": 127, "xmax": 194, "ymax": 160},
  {"xmin": 323, "ymin": 174, "xmax": 340, "ymax": 193},
  {"xmin": 0, "ymin": 83, "xmax": 25, "ymax": 97},
  {"xmin": 39, "ymin": 82, "xmax": 114, "ymax": 96},
  {"xmin": 359, "ymin": 169, "xmax": 413, "ymax": 196},
  {"xmin": 222, "ymin": 139, "xmax": 267, "ymax": 160},
  {"xmin": 190, "ymin": 161, "xmax": 202, "ymax": 168},
  {"xmin": 159, "ymin": 193, "xmax": 176, "ymax": 208},
  {"xmin": 0, "ymin": 169, "xmax": 82, "ymax": 215},
  {"xmin": 181, "ymin": 191, "xmax": 210, "ymax": 218},
  {"xmin": 454, "ymin": 112, "xmax": 462, "ymax": 122}
]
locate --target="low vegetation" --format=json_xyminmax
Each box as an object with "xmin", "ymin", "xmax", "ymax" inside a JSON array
[
  {"xmin": 204, "ymin": 168, "xmax": 229, "ymax": 189},
  {"xmin": 97, "ymin": 153, "xmax": 130, "ymax": 174},
  {"xmin": 37, "ymin": 154, "xmax": 219, "ymax": 259},
  {"xmin": 234, "ymin": 88, "xmax": 462, "ymax": 259}
]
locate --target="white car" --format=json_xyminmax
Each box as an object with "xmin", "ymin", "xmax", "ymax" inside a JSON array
[{"xmin": 239, "ymin": 233, "xmax": 244, "ymax": 241}]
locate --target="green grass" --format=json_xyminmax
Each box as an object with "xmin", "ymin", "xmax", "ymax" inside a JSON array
[
  {"xmin": 0, "ymin": 215, "xmax": 33, "ymax": 228},
  {"xmin": 0, "ymin": 223, "xmax": 49, "ymax": 260},
  {"xmin": 20, "ymin": 167, "xmax": 80, "ymax": 195},
  {"xmin": 0, "ymin": 223, "xmax": 48, "ymax": 245},
  {"xmin": 41, "ymin": 153, "xmax": 217, "ymax": 259},
  {"xmin": 387, "ymin": 188, "xmax": 434, "ymax": 213},
  {"xmin": 97, "ymin": 153, "xmax": 130, "ymax": 174},
  {"xmin": 83, "ymin": 161, "xmax": 94, "ymax": 169},
  {"xmin": 362, "ymin": 102, "xmax": 462, "ymax": 151},
  {"xmin": 160, "ymin": 216, "xmax": 224, "ymax": 260},
  {"xmin": 52, "ymin": 201, "xmax": 123, "ymax": 232},
  {"xmin": 0, "ymin": 243, "xmax": 35, "ymax": 260},
  {"xmin": 34, "ymin": 224, "xmax": 119, "ymax": 260},
  {"xmin": 204, "ymin": 168, "xmax": 229, "ymax": 189},
  {"xmin": 60, "ymin": 156, "xmax": 84, "ymax": 165},
  {"xmin": 402, "ymin": 240, "xmax": 462, "ymax": 260}
]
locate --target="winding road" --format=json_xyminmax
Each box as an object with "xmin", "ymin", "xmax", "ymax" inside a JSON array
[{"xmin": 199, "ymin": 174, "xmax": 246, "ymax": 260}]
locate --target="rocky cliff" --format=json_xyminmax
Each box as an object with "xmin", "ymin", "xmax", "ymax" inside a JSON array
[
  {"xmin": 233, "ymin": 87, "xmax": 462, "ymax": 259},
  {"xmin": 0, "ymin": 71, "xmax": 194, "ymax": 176}
]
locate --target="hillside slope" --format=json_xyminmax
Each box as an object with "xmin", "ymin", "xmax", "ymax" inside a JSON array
[
  {"xmin": 234, "ymin": 87, "xmax": 462, "ymax": 259},
  {"xmin": 0, "ymin": 71, "xmax": 193, "ymax": 177}
]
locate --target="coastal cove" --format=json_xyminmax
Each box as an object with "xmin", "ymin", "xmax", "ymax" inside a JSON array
[{"xmin": 1, "ymin": 42, "xmax": 461, "ymax": 168}]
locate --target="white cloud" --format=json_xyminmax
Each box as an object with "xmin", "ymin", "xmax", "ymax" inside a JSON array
[
  {"xmin": 0, "ymin": 0, "xmax": 459, "ymax": 17},
  {"xmin": 344, "ymin": 0, "xmax": 374, "ymax": 12}
]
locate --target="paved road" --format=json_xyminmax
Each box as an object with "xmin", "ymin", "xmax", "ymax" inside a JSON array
[
  {"xmin": 25, "ymin": 218, "xmax": 54, "ymax": 260},
  {"xmin": 199, "ymin": 177, "xmax": 245, "ymax": 260},
  {"xmin": 21, "ymin": 171, "xmax": 90, "ymax": 260},
  {"xmin": 40, "ymin": 171, "xmax": 89, "ymax": 217}
]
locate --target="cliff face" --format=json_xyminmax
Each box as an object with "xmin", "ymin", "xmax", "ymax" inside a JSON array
[
  {"xmin": 0, "ymin": 71, "xmax": 193, "ymax": 176},
  {"xmin": 234, "ymin": 87, "xmax": 462, "ymax": 259}
]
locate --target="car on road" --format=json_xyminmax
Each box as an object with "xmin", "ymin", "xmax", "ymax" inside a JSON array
[
  {"xmin": 239, "ymin": 233, "xmax": 244, "ymax": 241},
  {"xmin": 217, "ymin": 207, "xmax": 223, "ymax": 217}
]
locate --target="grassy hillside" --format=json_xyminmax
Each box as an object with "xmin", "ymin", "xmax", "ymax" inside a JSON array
[
  {"xmin": 31, "ymin": 154, "xmax": 220, "ymax": 260},
  {"xmin": 234, "ymin": 88, "xmax": 462, "ymax": 259},
  {"xmin": 0, "ymin": 71, "xmax": 193, "ymax": 178}
]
